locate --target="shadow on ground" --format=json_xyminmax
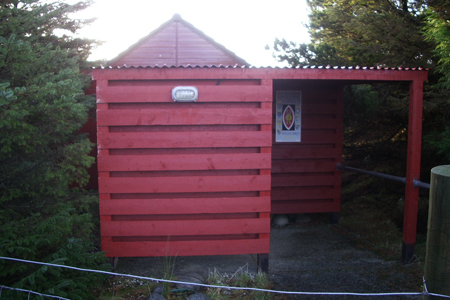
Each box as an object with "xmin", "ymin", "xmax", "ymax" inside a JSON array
[{"xmin": 114, "ymin": 214, "xmax": 424, "ymax": 299}]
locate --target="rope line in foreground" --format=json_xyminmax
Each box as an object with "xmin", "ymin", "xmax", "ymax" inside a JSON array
[
  {"xmin": 0, "ymin": 284, "xmax": 70, "ymax": 300},
  {"xmin": 2, "ymin": 256, "xmax": 450, "ymax": 298}
]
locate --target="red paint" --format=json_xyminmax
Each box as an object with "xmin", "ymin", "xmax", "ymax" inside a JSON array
[
  {"xmin": 110, "ymin": 14, "xmax": 247, "ymax": 67},
  {"xmin": 99, "ymin": 197, "xmax": 271, "ymax": 215},
  {"xmin": 403, "ymin": 80, "xmax": 424, "ymax": 246},
  {"xmin": 92, "ymin": 67, "xmax": 427, "ymax": 259},
  {"xmin": 95, "ymin": 74, "xmax": 272, "ymax": 257},
  {"xmin": 271, "ymin": 84, "xmax": 344, "ymax": 214},
  {"xmin": 102, "ymin": 239, "xmax": 270, "ymax": 257}
]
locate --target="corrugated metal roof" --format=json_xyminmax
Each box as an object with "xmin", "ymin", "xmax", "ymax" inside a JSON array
[{"xmin": 92, "ymin": 64, "xmax": 427, "ymax": 70}]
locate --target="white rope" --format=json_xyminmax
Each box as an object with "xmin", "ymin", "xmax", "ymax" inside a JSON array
[
  {"xmin": 423, "ymin": 276, "xmax": 430, "ymax": 296},
  {"xmin": 0, "ymin": 285, "xmax": 70, "ymax": 300},
  {"xmin": 422, "ymin": 277, "xmax": 450, "ymax": 299},
  {"xmin": 2, "ymin": 256, "xmax": 450, "ymax": 298}
]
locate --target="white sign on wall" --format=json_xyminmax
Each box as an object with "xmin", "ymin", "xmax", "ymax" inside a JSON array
[{"xmin": 275, "ymin": 91, "xmax": 302, "ymax": 143}]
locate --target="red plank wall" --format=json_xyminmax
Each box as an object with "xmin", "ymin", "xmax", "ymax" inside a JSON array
[
  {"xmin": 94, "ymin": 72, "xmax": 272, "ymax": 257},
  {"xmin": 271, "ymin": 81, "xmax": 344, "ymax": 214}
]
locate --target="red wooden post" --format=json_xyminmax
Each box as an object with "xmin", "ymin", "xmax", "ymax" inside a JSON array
[
  {"xmin": 258, "ymin": 79, "xmax": 272, "ymax": 273},
  {"xmin": 402, "ymin": 79, "xmax": 424, "ymax": 264}
]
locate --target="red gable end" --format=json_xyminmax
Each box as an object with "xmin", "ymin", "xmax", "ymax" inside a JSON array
[{"xmin": 109, "ymin": 14, "xmax": 248, "ymax": 67}]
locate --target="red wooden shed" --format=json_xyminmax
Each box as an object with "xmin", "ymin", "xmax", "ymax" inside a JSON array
[{"xmin": 93, "ymin": 14, "xmax": 428, "ymax": 268}]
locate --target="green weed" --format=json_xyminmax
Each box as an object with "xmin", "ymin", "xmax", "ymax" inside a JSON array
[{"xmin": 205, "ymin": 265, "xmax": 273, "ymax": 300}]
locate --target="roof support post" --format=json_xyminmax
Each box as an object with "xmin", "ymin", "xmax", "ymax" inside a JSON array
[{"xmin": 402, "ymin": 79, "xmax": 424, "ymax": 264}]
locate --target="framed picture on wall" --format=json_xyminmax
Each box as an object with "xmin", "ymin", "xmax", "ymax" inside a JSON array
[{"xmin": 275, "ymin": 91, "xmax": 302, "ymax": 142}]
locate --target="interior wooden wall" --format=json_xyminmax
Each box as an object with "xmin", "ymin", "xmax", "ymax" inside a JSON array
[{"xmin": 271, "ymin": 80, "xmax": 344, "ymax": 215}]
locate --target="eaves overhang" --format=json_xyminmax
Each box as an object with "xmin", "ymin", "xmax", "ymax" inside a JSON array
[{"xmin": 91, "ymin": 65, "xmax": 428, "ymax": 83}]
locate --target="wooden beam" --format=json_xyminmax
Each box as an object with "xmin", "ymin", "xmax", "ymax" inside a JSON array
[
  {"xmin": 98, "ymin": 153, "xmax": 271, "ymax": 172},
  {"xmin": 97, "ymin": 85, "xmax": 272, "ymax": 103},
  {"xmin": 97, "ymin": 131, "xmax": 272, "ymax": 149},
  {"xmin": 402, "ymin": 79, "xmax": 424, "ymax": 264},
  {"xmin": 92, "ymin": 67, "xmax": 428, "ymax": 82},
  {"xmin": 102, "ymin": 238, "xmax": 270, "ymax": 257},
  {"xmin": 99, "ymin": 174, "xmax": 271, "ymax": 194},
  {"xmin": 99, "ymin": 196, "xmax": 271, "ymax": 215}
]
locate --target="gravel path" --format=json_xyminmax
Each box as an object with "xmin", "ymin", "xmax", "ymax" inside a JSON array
[{"xmin": 114, "ymin": 215, "xmax": 424, "ymax": 299}]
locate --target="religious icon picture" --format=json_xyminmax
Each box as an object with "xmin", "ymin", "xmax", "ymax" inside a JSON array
[{"xmin": 275, "ymin": 91, "xmax": 301, "ymax": 142}]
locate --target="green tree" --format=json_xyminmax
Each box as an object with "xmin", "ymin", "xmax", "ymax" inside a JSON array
[
  {"xmin": 423, "ymin": 3, "xmax": 450, "ymax": 161},
  {"xmin": 272, "ymin": 0, "xmax": 450, "ymax": 232},
  {"xmin": 274, "ymin": 0, "xmax": 434, "ymax": 68},
  {"xmin": 0, "ymin": 1, "xmax": 107, "ymax": 299},
  {"xmin": 273, "ymin": 0, "xmax": 450, "ymax": 168}
]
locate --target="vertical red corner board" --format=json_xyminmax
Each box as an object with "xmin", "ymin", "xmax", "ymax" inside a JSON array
[{"xmin": 93, "ymin": 69, "xmax": 272, "ymax": 257}]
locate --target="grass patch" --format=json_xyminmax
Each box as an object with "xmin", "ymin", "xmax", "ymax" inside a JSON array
[
  {"xmin": 95, "ymin": 264, "xmax": 279, "ymax": 300},
  {"xmin": 95, "ymin": 276, "xmax": 154, "ymax": 300},
  {"xmin": 339, "ymin": 187, "xmax": 428, "ymax": 262},
  {"xmin": 338, "ymin": 196, "xmax": 405, "ymax": 261},
  {"xmin": 336, "ymin": 167, "xmax": 427, "ymax": 292},
  {"xmin": 205, "ymin": 267, "xmax": 274, "ymax": 300},
  {"xmin": 339, "ymin": 163, "xmax": 429, "ymax": 262}
]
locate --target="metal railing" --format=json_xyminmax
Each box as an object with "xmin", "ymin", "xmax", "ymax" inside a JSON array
[{"xmin": 337, "ymin": 163, "xmax": 430, "ymax": 189}]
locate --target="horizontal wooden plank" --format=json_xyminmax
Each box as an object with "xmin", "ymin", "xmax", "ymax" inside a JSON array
[
  {"xmin": 108, "ymin": 79, "xmax": 261, "ymax": 87},
  {"xmin": 107, "ymin": 170, "xmax": 260, "ymax": 177},
  {"xmin": 99, "ymin": 197, "xmax": 271, "ymax": 215},
  {"xmin": 272, "ymin": 131, "xmax": 341, "ymax": 144},
  {"xmin": 271, "ymin": 161, "xmax": 338, "ymax": 173},
  {"xmin": 272, "ymin": 146, "xmax": 341, "ymax": 159},
  {"xmin": 98, "ymin": 108, "xmax": 272, "ymax": 126},
  {"xmin": 109, "ymin": 125, "xmax": 261, "ymax": 132},
  {"xmin": 97, "ymin": 85, "xmax": 272, "ymax": 103},
  {"xmin": 98, "ymin": 153, "xmax": 271, "ymax": 172},
  {"xmin": 271, "ymin": 175, "xmax": 340, "ymax": 187},
  {"xmin": 102, "ymin": 238, "xmax": 270, "ymax": 257},
  {"xmin": 271, "ymin": 187, "xmax": 340, "ymax": 201},
  {"xmin": 111, "ymin": 213, "xmax": 259, "ymax": 221},
  {"xmin": 109, "ymin": 147, "xmax": 261, "ymax": 155},
  {"xmin": 271, "ymin": 200, "xmax": 340, "ymax": 214},
  {"xmin": 101, "ymin": 218, "xmax": 270, "ymax": 237},
  {"xmin": 272, "ymin": 116, "xmax": 340, "ymax": 130},
  {"xmin": 131, "ymin": 46, "xmax": 177, "ymax": 52},
  {"xmin": 92, "ymin": 67, "xmax": 427, "ymax": 82},
  {"xmin": 301, "ymin": 130, "xmax": 342, "ymax": 143},
  {"xmin": 302, "ymin": 103, "xmax": 340, "ymax": 114},
  {"xmin": 301, "ymin": 117, "xmax": 340, "ymax": 130},
  {"xmin": 99, "ymin": 175, "xmax": 271, "ymax": 194},
  {"xmin": 98, "ymin": 131, "xmax": 272, "ymax": 149}
]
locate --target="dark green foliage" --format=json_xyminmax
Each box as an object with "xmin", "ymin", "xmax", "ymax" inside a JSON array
[
  {"xmin": 422, "ymin": 3, "xmax": 450, "ymax": 163},
  {"xmin": 272, "ymin": 0, "xmax": 450, "ymax": 170},
  {"xmin": 424, "ymin": 9, "xmax": 450, "ymax": 87},
  {"xmin": 272, "ymin": 38, "xmax": 347, "ymax": 66},
  {"xmin": 0, "ymin": 1, "xmax": 108, "ymax": 299},
  {"xmin": 272, "ymin": 0, "xmax": 450, "ymax": 237},
  {"xmin": 273, "ymin": 0, "xmax": 435, "ymax": 68},
  {"xmin": 309, "ymin": 0, "xmax": 433, "ymax": 68},
  {"xmin": 0, "ymin": 194, "xmax": 108, "ymax": 300}
]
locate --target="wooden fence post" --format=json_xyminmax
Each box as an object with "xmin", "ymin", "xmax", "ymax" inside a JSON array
[{"xmin": 424, "ymin": 165, "xmax": 450, "ymax": 299}]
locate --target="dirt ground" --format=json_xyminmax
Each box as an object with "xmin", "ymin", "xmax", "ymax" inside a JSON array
[{"xmin": 114, "ymin": 214, "xmax": 424, "ymax": 299}]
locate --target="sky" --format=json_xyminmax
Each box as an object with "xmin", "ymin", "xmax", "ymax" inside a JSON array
[{"xmin": 72, "ymin": 0, "xmax": 311, "ymax": 67}]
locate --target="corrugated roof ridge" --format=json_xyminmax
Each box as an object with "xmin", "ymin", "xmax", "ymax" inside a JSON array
[
  {"xmin": 93, "ymin": 64, "xmax": 428, "ymax": 70},
  {"xmin": 295, "ymin": 65, "xmax": 426, "ymax": 70}
]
